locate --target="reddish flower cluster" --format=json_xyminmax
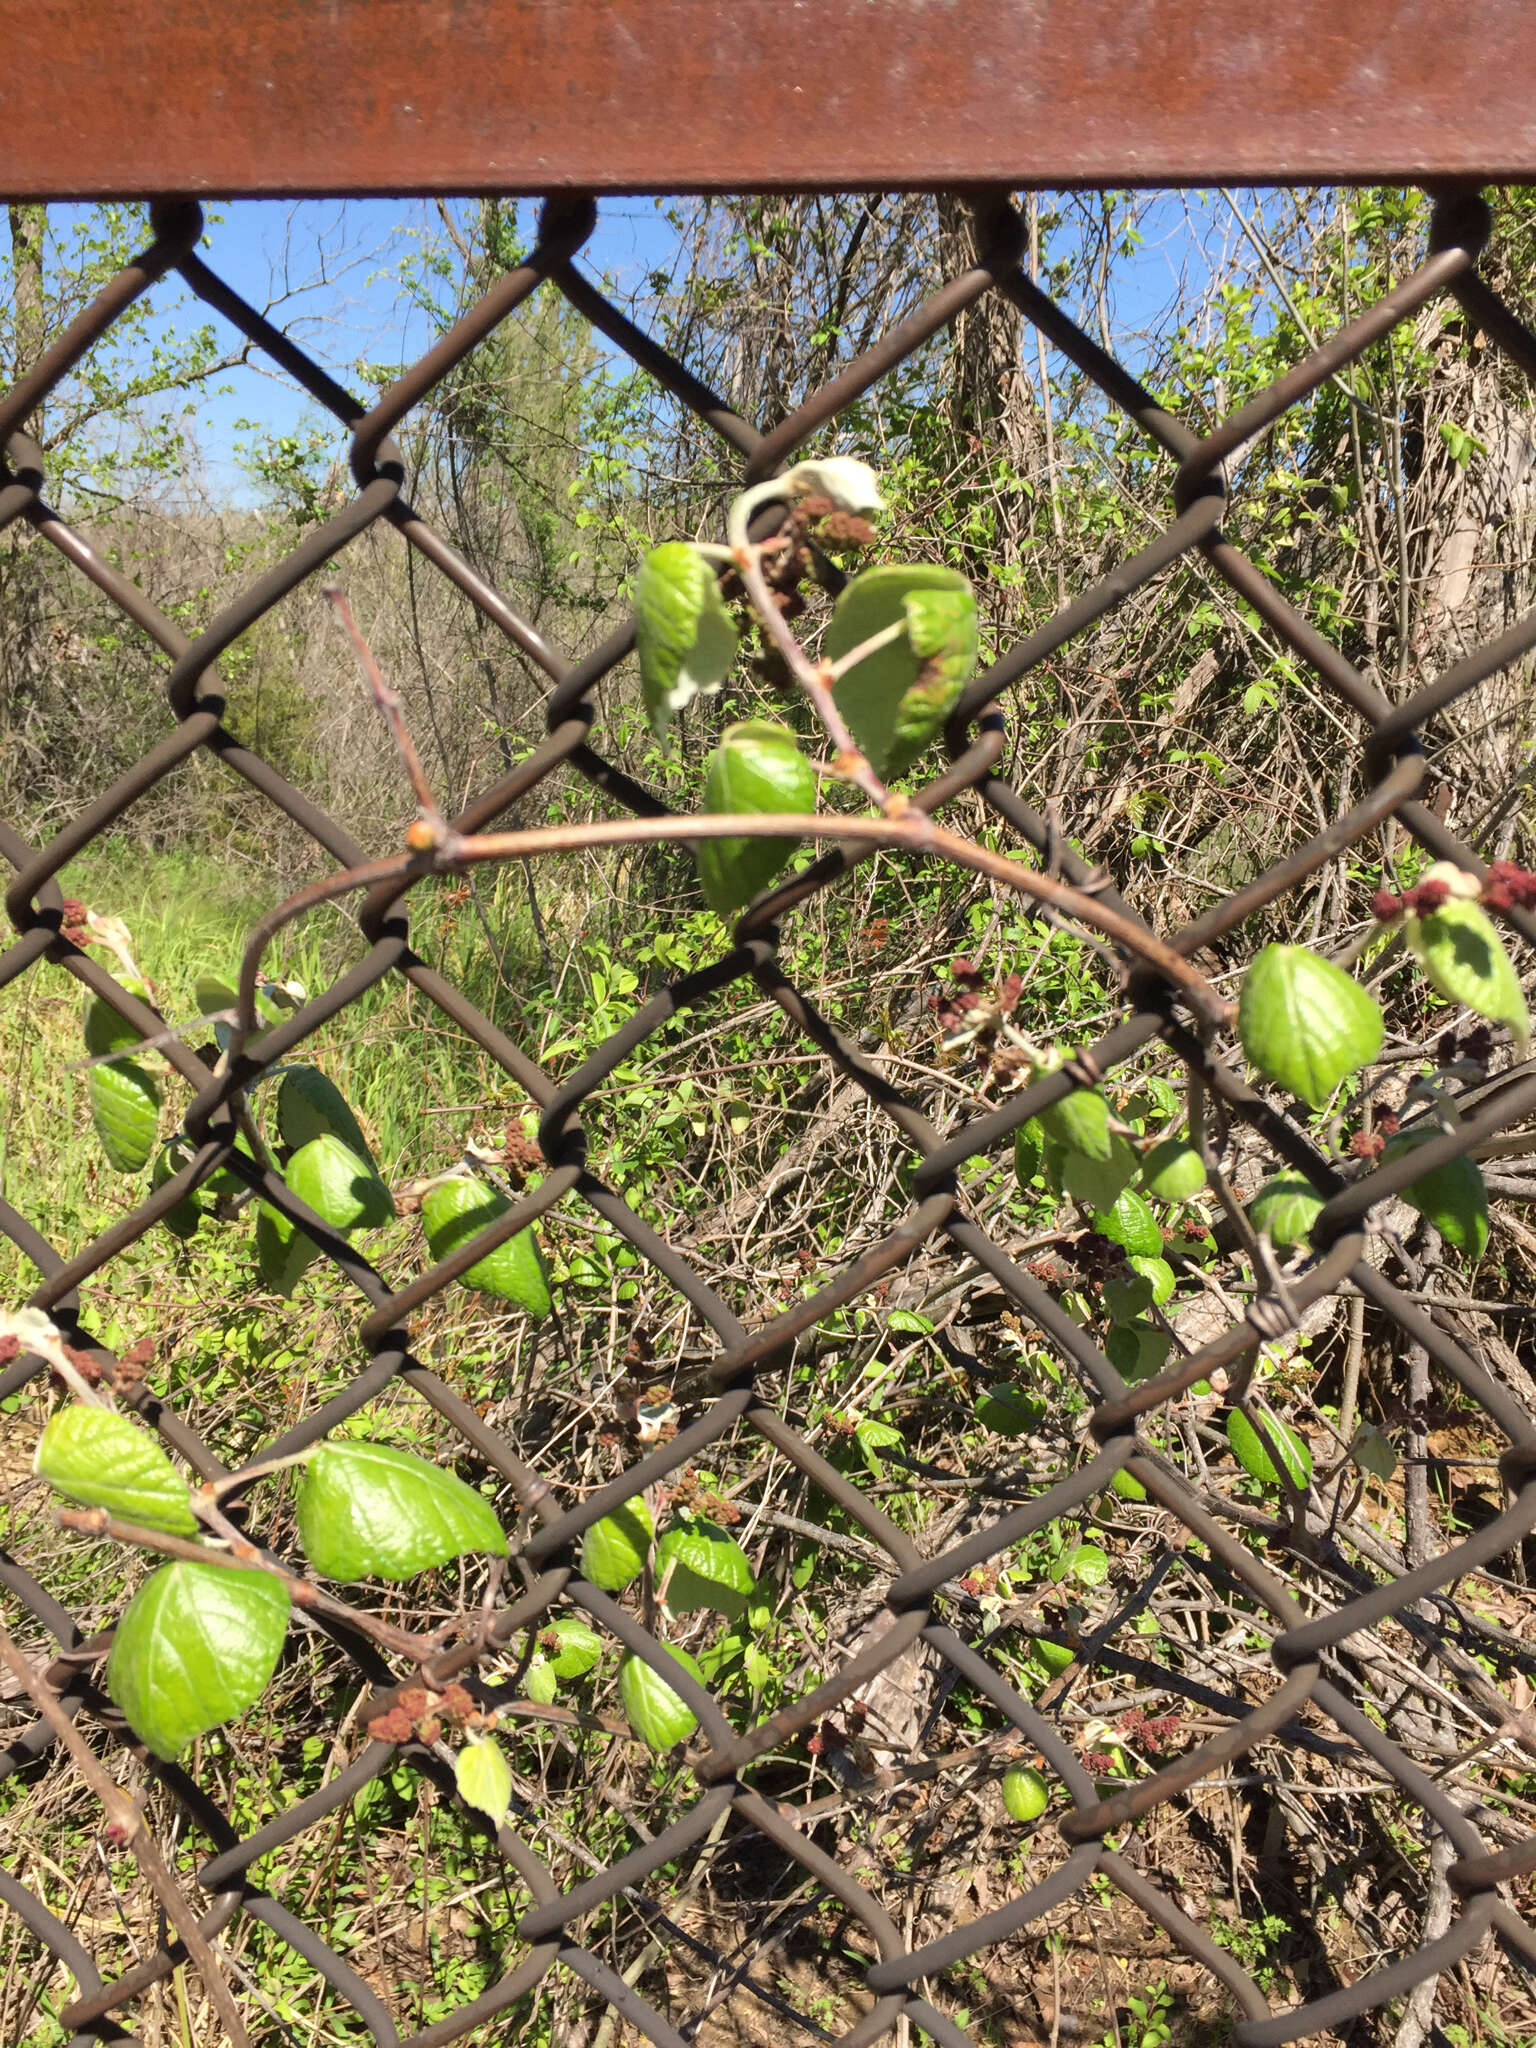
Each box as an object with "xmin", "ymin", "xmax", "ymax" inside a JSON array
[
  {"xmin": 1118, "ymin": 1706, "xmax": 1181, "ymax": 1755},
  {"xmin": 1370, "ymin": 878, "xmax": 1450, "ymax": 920},
  {"xmin": 1481, "ymin": 860, "xmax": 1536, "ymax": 913},
  {"xmin": 1373, "ymin": 860, "xmax": 1536, "ymax": 921},
  {"xmin": 367, "ymin": 1681, "xmax": 479, "ymax": 1747},
  {"xmin": 1348, "ymin": 1110, "xmax": 1398, "ymax": 1161}
]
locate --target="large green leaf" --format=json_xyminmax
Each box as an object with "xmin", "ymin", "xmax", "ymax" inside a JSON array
[
  {"xmin": 296, "ymin": 1441, "xmax": 508, "ymax": 1583},
  {"xmin": 106, "ymin": 1560, "xmax": 290, "ymax": 1760},
  {"xmin": 694, "ymin": 720, "xmax": 816, "ymax": 915},
  {"xmin": 1227, "ymin": 1407, "xmax": 1313, "ymax": 1490},
  {"xmin": 655, "ymin": 1521, "xmax": 755, "ymax": 1618},
  {"xmin": 539, "ymin": 1615, "xmax": 604, "ymax": 1679},
  {"xmin": 1237, "ymin": 945, "xmax": 1382, "ymax": 1107},
  {"xmin": 256, "ymin": 1201, "xmax": 321, "ymax": 1296},
  {"xmin": 1036, "ymin": 1079, "xmax": 1114, "ymax": 1162},
  {"xmin": 36, "ymin": 1405, "xmax": 199, "ymax": 1535},
  {"xmin": 1382, "ymin": 1132, "xmax": 1489, "ymax": 1258},
  {"xmin": 619, "ymin": 1644, "xmax": 705, "ymax": 1751},
  {"xmin": 276, "ymin": 1066, "xmax": 375, "ymax": 1162},
  {"xmin": 1405, "ymin": 895, "xmax": 1530, "ymax": 1049},
  {"xmin": 83, "ymin": 983, "xmax": 150, "ymax": 1059},
  {"xmin": 1090, "ymin": 1187, "xmax": 1163, "ymax": 1258},
  {"xmin": 88, "ymin": 1058, "xmax": 160, "ymax": 1173},
  {"xmin": 285, "ymin": 1133, "xmax": 394, "ymax": 1233},
  {"xmin": 635, "ymin": 542, "xmax": 739, "ymax": 742},
  {"xmin": 421, "ymin": 1175, "xmax": 551, "ymax": 1317},
  {"xmin": 580, "ymin": 1498, "xmax": 654, "ymax": 1592},
  {"xmin": 1060, "ymin": 1134, "xmax": 1139, "ymax": 1209},
  {"xmin": 823, "ymin": 563, "xmax": 978, "ymax": 776}
]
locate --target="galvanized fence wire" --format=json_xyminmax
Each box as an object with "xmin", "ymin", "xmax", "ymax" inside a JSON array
[{"xmin": 2, "ymin": 182, "xmax": 1536, "ymax": 2045}]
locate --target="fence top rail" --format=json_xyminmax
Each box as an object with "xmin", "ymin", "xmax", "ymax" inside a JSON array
[{"xmin": 6, "ymin": 0, "xmax": 1536, "ymax": 200}]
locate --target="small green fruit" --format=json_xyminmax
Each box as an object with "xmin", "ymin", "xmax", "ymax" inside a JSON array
[
  {"xmin": 1141, "ymin": 1136, "xmax": 1206, "ymax": 1202},
  {"xmin": 1001, "ymin": 1764, "xmax": 1049, "ymax": 1823},
  {"xmin": 1249, "ymin": 1174, "xmax": 1325, "ymax": 1248}
]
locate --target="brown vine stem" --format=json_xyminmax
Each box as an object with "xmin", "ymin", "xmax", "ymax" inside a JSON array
[
  {"xmin": 0, "ymin": 1620, "xmax": 252, "ymax": 2047},
  {"xmin": 235, "ymin": 812, "xmax": 1233, "ymax": 1039}
]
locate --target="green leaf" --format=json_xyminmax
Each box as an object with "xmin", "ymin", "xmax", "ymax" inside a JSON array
[
  {"xmin": 655, "ymin": 1522, "xmax": 755, "ymax": 1618},
  {"xmin": 539, "ymin": 1615, "xmax": 603, "ymax": 1679},
  {"xmin": 89, "ymin": 1059, "xmax": 159, "ymax": 1173},
  {"xmin": 1106, "ymin": 1321, "xmax": 1171, "ymax": 1385},
  {"xmin": 580, "ymin": 1498, "xmax": 654, "ymax": 1592},
  {"xmin": 1090, "ymin": 1188, "xmax": 1163, "ymax": 1258},
  {"xmin": 694, "ymin": 719, "xmax": 817, "ymax": 915},
  {"xmin": 1140, "ymin": 1135, "xmax": 1206, "ymax": 1202},
  {"xmin": 1237, "ymin": 945, "xmax": 1383, "ymax": 1107},
  {"xmin": 36, "ymin": 1406, "xmax": 199, "ymax": 1535},
  {"xmin": 421, "ymin": 1175, "xmax": 551, "ymax": 1317},
  {"xmin": 1350, "ymin": 1423, "xmax": 1399, "ymax": 1483},
  {"xmin": 1382, "ymin": 1133, "xmax": 1489, "ymax": 1258},
  {"xmin": 1227, "ymin": 1407, "xmax": 1313, "ymax": 1490},
  {"xmin": 1249, "ymin": 1174, "xmax": 1325, "ymax": 1249},
  {"xmin": 823, "ymin": 563, "xmax": 978, "ymax": 776},
  {"xmin": 455, "ymin": 1735, "xmax": 512, "ymax": 1828},
  {"xmin": 296, "ymin": 1441, "xmax": 508, "ymax": 1582},
  {"xmin": 1106, "ymin": 1465, "xmax": 1149, "ymax": 1503},
  {"xmin": 634, "ymin": 542, "xmax": 739, "ymax": 742},
  {"xmin": 1001, "ymin": 1764, "xmax": 1049, "ymax": 1823},
  {"xmin": 1013, "ymin": 1117, "xmax": 1045, "ymax": 1190},
  {"xmin": 1030, "ymin": 1638, "xmax": 1075, "ymax": 1678},
  {"xmin": 1037, "ymin": 1080, "xmax": 1113, "ymax": 1162},
  {"xmin": 1056, "ymin": 1543, "xmax": 1110, "ymax": 1587},
  {"xmin": 285, "ymin": 1133, "xmax": 394, "ymax": 1234},
  {"xmin": 1061, "ymin": 1134, "xmax": 1139, "ymax": 1210},
  {"xmin": 619, "ymin": 1644, "xmax": 705, "ymax": 1751},
  {"xmin": 1103, "ymin": 1256, "xmax": 1175, "ymax": 1320},
  {"xmin": 276, "ymin": 1066, "xmax": 374, "ymax": 1161},
  {"xmin": 1404, "ymin": 895, "xmax": 1530, "ymax": 1050},
  {"xmin": 256, "ymin": 1201, "xmax": 320, "ymax": 1296},
  {"xmin": 83, "ymin": 978, "xmax": 152, "ymax": 1060},
  {"xmin": 204, "ymin": 1133, "xmax": 259, "ymax": 1197},
  {"xmin": 525, "ymin": 1659, "xmax": 558, "ymax": 1704},
  {"xmin": 151, "ymin": 1138, "xmax": 205, "ymax": 1240},
  {"xmin": 974, "ymin": 1383, "xmax": 1046, "ymax": 1436},
  {"xmin": 106, "ymin": 1561, "xmax": 290, "ymax": 1760},
  {"xmin": 854, "ymin": 1417, "xmax": 903, "ymax": 1477}
]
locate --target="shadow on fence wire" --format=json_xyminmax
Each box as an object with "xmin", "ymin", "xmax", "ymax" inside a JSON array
[{"xmin": 2, "ymin": 183, "xmax": 1536, "ymax": 2047}]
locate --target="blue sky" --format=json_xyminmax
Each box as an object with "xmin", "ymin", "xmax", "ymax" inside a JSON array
[
  {"xmin": 40, "ymin": 189, "xmax": 1275, "ymax": 505},
  {"xmin": 87, "ymin": 194, "xmax": 681, "ymax": 500}
]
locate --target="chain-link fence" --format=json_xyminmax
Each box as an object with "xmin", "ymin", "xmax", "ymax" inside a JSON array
[{"xmin": 4, "ymin": 182, "xmax": 1536, "ymax": 2047}]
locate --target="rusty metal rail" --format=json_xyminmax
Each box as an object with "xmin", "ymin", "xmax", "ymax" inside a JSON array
[{"xmin": 3, "ymin": 181, "xmax": 1536, "ymax": 2046}]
